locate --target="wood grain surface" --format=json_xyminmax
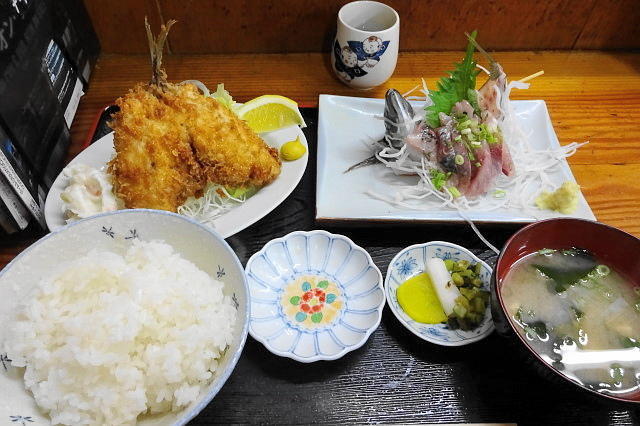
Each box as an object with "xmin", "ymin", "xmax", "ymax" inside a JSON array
[
  {"xmin": 57, "ymin": 50, "xmax": 640, "ymax": 238},
  {"xmin": 82, "ymin": 0, "xmax": 640, "ymax": 53}
]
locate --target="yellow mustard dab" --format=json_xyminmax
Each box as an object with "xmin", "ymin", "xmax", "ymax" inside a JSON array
[{"xmin": 280, "ymin": 137, "xmax": 306, "ymax": 161}]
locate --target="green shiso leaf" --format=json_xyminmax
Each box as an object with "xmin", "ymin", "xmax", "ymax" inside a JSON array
[{"xmin": 425, "ymin": 30, "xmax": 481, "ymax": 128}]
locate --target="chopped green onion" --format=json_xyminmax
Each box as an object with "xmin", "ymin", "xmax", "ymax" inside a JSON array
[
  {"xmin": 454, "ymin": 135, "xmax": 462, "ymax": 141},
  {"xmin": 596, "ymin": 265, "xmax": 610, "ymax": 276},
  {"xmin": 475, "ymin": 162, "xmax": 482, "ymax": 167},
  {"xmin": 493, "ymin": 189, "xmax": 506, "ymax": 199},
  {"xmin": 429, "ymin": 169, "xmax": 448, "ymax": 191},
  {"xmin": 610, "ymin": 364, "xmax": 624, "ymax": 382},
  {"xmin": 448, "ymin": 187, "xmax": 461, "ymax": 198},
  {"xmin": 457, "ymin": 119, "xmax": 471, "ymax": 129},
  {"xmin": 538, "ymin": 248, "xmax": 556, "ymax": 255},
  {"xmin": 461, "ymin": 128, "xmax": 472, "ymax": 135},
  {"xmin": 455, "ymin": 154, "xmax": 464, "ymax": 165}
]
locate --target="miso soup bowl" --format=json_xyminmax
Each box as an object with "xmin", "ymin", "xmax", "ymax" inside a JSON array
[{"xmin": 491, "ymin": 218, "xmax": 640, "ymax": 404}]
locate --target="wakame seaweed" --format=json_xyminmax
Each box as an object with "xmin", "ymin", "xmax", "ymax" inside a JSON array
[{"xmin": 533, "ymin": 248, "xmax": 597, "ymax": 293}]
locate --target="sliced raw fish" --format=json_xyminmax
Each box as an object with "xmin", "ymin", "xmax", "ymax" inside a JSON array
[
  {"xmin": 405, "ymin": 124, "xmax": 438, "ymax": 158},
  {"xmin": 464, "ymin": 140, "xmax": 500, "ymax": 198}
]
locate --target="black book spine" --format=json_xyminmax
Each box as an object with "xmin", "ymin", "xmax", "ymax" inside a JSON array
[
  {"xmin": 0, "ymin": 171, "xmax": 30, "ymax": 230},
  {"xmin": 0, "ymin": 200, "xmax": 19, "ymax": 235},
  {"xmin": 0, "ymin": 122, "xmax": 45, "ymax": 229},
  {"xmin": 0, "ymin": 148, "xmax": 45, "ymax": 229},
  {"xmin": 44, "ymin": 38, "xmax": 83, "ymax": 127}
]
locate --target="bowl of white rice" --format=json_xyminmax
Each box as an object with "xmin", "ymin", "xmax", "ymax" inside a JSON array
[{"xmin": 0, "ymin": 209, "xmax": 249, "ymax": 426}]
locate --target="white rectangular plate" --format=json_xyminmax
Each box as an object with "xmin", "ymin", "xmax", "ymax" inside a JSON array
[{"xmin": 316, "ymin": 94, "xmax": 595, "ymax": 223}]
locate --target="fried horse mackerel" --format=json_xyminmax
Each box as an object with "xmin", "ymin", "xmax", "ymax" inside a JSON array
[{"xmin": 108, "ymin": 19, "xmax": 281, "ymax": 212}]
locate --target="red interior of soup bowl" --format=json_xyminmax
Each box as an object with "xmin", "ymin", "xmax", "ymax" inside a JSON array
[{"xmin": 494, "ymin": 218, "xmax": 640, "ymax": 404}]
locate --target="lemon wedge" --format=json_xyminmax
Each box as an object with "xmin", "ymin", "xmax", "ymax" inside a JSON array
[
  {"xmin": 237, "ymin": 95, "xmax": 306, "ymax": 133},
  {"xmin": 280, "ymin": 137, "xmax": 306, "ymax": 161}
]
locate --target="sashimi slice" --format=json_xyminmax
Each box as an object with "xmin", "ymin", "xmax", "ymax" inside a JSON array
[
  {"xmin": 501, "ymin": 142, "xmax": 515, "ymax": 176},
  {"xmin": 405, "ymin": 124, "xmax": 437, "ymax": 157},
  {"xmin": 464, "ymin": 140, "xmax": 501, "ymax": 198},
  {"xmin": 452, "ymin": 140, "xmax": 472, "ymax": 193}
]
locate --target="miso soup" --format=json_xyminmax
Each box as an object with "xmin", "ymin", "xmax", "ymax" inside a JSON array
[{"xmin": 501, "ymin": 248, "xmax": 640, "ymax": 396}]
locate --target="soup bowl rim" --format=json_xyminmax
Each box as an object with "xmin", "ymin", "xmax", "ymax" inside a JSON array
[{"xmin": 493, "ymin": 217, "xmax": 640, "ymax": 404}]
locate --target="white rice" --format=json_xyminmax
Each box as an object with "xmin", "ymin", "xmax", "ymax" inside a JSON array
[{"xmin": 4, "ymin": 240, "xmax": 237, "ymax": 425}]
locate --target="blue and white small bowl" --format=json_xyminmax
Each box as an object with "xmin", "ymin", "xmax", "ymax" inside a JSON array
[
  {"xmin": 385, "ymin": 241, "xmax": 494, "ymax": 346},
  {"xmin": 245, "ymin": 230, "xmax": 384, "ymax": 362}
]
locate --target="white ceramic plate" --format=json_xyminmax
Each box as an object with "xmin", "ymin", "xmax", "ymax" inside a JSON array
[
  {"xmin": 316, "ymin": 94, "xmax": 595, "ymax": 223},
  {"xmin": 245, "ymin": 230, "xmax": 385, "ymax": 362},
  {"xmin": 385, "ymin": 241, "xmax": 494, "ymax": 346},
  {"xmin": 45, "ymin": 125, "xmax": 308, "ymax": 237}
]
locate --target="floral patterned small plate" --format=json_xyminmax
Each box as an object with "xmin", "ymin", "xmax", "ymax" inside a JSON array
[
  {"xmin": 385, "ymin": 241, "xmax": 494, "ymax": 346},
  {"xmin": 245, "ymin": 230, "xmax": 384, "ymax": 362}
]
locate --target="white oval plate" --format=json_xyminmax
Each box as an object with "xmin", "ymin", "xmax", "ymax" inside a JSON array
[
  {"xmin": 385, "ymin": 241, "xmax": 494, "ymax": 346},
  {"xmin": 45, "ymin": 125, "xmax": 308, "ymax": 238},
  {"xmin": 245, "ymin": 230, "xmax": 385, "ymax": 362}
]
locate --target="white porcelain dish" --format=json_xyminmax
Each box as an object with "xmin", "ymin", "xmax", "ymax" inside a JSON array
[
  {"xmin": 316, "ymin": 94, "xmax": 595, "ymax": 223},
  {"xmin": 385, "ymin": 241, "xmax": 494, "ymax": 346},
  {"xmin": 0, "ymin": 210, "xmax": 249, "ymax": 425},
  {"xmin": 245, "ymin": 230, "xmax": 384, "ymax": 362},
  {"xmin": 45, "ymin": 124, "xmax": 308, "ymax": 237}
]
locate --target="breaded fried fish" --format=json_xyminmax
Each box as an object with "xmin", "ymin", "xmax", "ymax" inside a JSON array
[{"xmin": 108, "ymin": 19, "xmax": 281, "ymax": 212}]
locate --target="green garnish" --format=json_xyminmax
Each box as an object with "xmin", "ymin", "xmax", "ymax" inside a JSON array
[
  {"xmin": 454, "ymin": 154, "xmax": 465, "ymax": 165},
  {"xmin": 448, "ymin": 187, "xmax": 461, "ymax": 198},
  {"xmin": 446, "ymin": 259, "xmax": 489, "ymax": 331},
  {"xmin": 621, "ymin": 337, "xmax": 640, "ymax": 348},
  {"xmin": 610, "ymin": 364, "xmax": 624, "ymax": 383},
  {"xmin": 429, "ymin": 169, "xmax": 449, "ymax": 190},
  {"xmin": 538, "ymin": 248, "xmax": 556, "ymax": 255},
  {"xmin": 226, "ymin": 186, "xmax": 258, "ymax": 199},
  {"xmin": 596, "ymin": 265, "xmax": 610, "ymax": 276},
  {"xmin": 493, "ymin": 189, "xmax": 506, "ymax": 198},
  {"xmin": 533, "ymin": 248, "xmax": 596, "ymax": 293},
  {"xmin": 571, "ymin": 307, "xmax": 584, "ymax": 322},
  {"xmin": 425, "ymin": 30, "xmax": 480, "ymax": 128}
]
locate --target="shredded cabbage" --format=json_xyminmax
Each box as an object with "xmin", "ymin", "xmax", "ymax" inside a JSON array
[
  {"xmin": 178, "ymin": 184, "xmax": 250, "ymax": 229},
  {"xmin": 210, "ymin": 83, "xmax": 242, "ymax": 114},
  {"xmin": 181, "ymin": 80, "xmax": 241, "ymax": 114}
]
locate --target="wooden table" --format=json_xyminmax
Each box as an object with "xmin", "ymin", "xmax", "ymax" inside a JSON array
[
  {"xmin": 2, "ymin": 51, "xmax": 640, "ymax": 424},
  {"xmin": 74, "ymin": 51, "xmax": 640, "ymax": 232},
  {"xmin": 3, "ymin": 50, "xmax": 639, "ymax": 268}
]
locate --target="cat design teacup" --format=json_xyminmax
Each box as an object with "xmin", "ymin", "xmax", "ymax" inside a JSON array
[{"xmin": 331, "ymin": 1, "xmax": 399, "ymax": 89}]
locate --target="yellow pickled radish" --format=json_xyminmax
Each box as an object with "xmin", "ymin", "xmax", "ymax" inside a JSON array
[
  {"xmin": 280, "ymin": 137, "xmax": 306, "ymax": 161},
  {"xmin": 396, "ymin": 273, "xmax": 447, "ymax": 323}
]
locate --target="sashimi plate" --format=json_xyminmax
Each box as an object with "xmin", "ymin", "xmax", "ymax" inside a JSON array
[
  {"xmin": 316, "ymin": 94, "xmax": 595, "ymax": 223},
  {"xmin": 45, "ymin": 125, "xmax": 308, "ymax": 237}
]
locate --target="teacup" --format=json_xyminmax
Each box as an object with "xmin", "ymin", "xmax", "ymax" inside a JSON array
[{"xmin": 331, "ymin": 1, "xmax": 399, "ymax": 90}]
